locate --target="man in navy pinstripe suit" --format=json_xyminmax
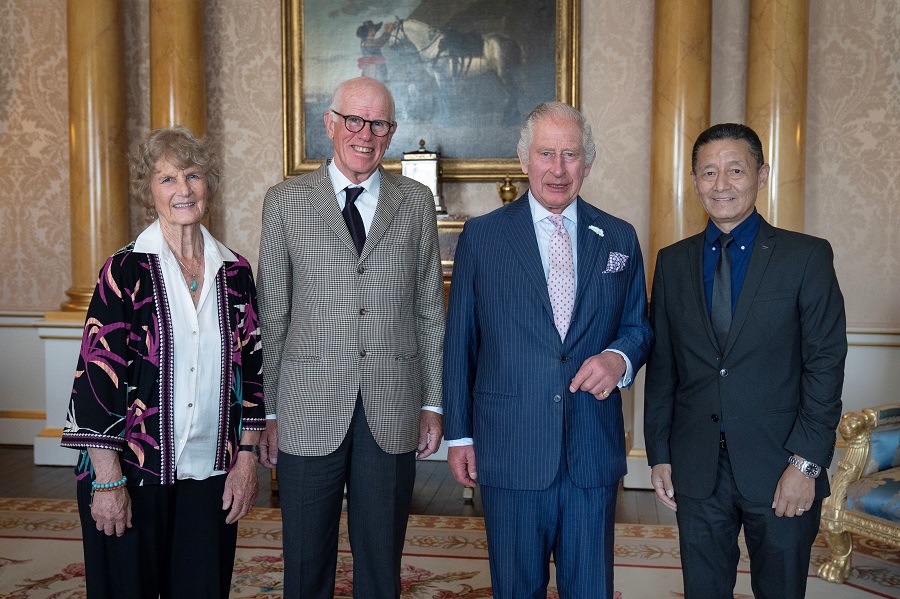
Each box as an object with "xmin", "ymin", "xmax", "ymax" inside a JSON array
[{"xmin": 443, "ymin": 102, "xmax": 653, "ymax": 598}]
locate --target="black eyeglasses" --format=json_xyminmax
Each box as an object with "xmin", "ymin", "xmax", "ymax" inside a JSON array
[{"xmin": 330, "ymin": 110, "xmax": 395, "ymax": 137}]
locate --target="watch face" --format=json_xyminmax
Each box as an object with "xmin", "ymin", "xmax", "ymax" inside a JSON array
[{"xmin": 790, "ymin": 456, "xmax": 820, "ymax": 478}]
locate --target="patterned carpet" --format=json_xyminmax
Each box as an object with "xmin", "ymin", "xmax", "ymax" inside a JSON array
[{"xmin": 0, "ymin": 497, "xmax": 897, "ymax": 598}]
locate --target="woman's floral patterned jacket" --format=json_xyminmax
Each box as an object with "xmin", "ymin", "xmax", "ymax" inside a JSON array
[{"xmin": 61, "ymin": 240, "xmax": 266, "ymax": 485}]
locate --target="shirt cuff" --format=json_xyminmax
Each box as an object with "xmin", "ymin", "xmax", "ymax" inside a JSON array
[
  {"xmin": 422, "ymin": 406, "xmax": 443, "ymax": 415},
  {"xmin": 602, "ymin": 349, "xmax": 634, "ymax": 388},
  {"xmin": 445, "ymin": 437, "xmax": 473, "ymax": 446}
]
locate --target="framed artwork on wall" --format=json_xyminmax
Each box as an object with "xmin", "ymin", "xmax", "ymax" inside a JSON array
[{"xmin": 282, "ymin": 0, "xmax": 580, "ymax": 181}]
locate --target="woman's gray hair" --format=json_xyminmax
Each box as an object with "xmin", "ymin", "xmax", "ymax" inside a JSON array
[
  {"xmin": 517, "ymin": 102, "xmax": 596, "ymax": 166},
  {"xmin": 130, "ymin": 126, "xmax": 221, "ymax": 220}
]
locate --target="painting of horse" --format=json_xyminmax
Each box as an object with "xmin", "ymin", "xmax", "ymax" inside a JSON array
[
  {"xmin": 387, "ymin": 18, "xmax": 524, "ymax": 124},
  {"xmin": 289, "ymin": 0, "xmax": 573, "ymax": 172}
]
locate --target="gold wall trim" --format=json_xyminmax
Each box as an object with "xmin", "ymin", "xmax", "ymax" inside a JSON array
[
  {"xmin": 0, "ymin": 410, "xmax": 46, "ymax": 420},
  {"xmin": 38, "ymin": 428, "xmax": 64, "ymax": 438},
  {"xmin": 847, "ymin": 327, "xmax": 900, "ymax": 335},
  {"xmin": 43, "ymin": 310, "xmax": 87, "ymax": 325},
  {"xmin": 0, "ymin": 311, "xmax": 44, "ymax": 318}
]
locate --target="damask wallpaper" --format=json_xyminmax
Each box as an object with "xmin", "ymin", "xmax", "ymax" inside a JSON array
[
  {"xmin": 0, "ymin": 1, "xmax": 70, "ymax": 312},
  {"xmin": 806, "ymin": 1, "xmax": 899, "ymax": 329},
  {"xmin": 0, "ymin": 0, "xmax": 896, "ymax": 329}
]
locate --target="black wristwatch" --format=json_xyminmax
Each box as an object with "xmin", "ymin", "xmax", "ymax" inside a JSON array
[
  {"xmin": 788, "ymin": 455, "xmax": 821, "ymax": 479},
  {"xmin": 239, "ymin": 444, "xmax": 259, "ymax": 457}
]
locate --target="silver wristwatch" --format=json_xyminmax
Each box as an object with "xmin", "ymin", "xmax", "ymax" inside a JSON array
[{"xmin": 788, "ymin": 455, "xmax": 821, "ymax": 479}]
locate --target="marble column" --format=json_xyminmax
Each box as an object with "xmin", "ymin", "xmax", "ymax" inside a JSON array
[
  {"xmin": 149, "ymin": 0, "xmax": 207, "ymax": 134},
  {"xmin": 38, "ymin": 0, "xmax": 130, "ymax": 465},
  {"xmin": 648, "ymin": 0, "xmax": 712, "ymax": 277},
  {"xmin": 626, "ymin": 0, "xmax": 712, "ymax": 490},
  {"xmin": 746, "ymin": 0, "xmax": 809, "ymax": 231},
  {"xmin": 61, "ymin": 0, "xmax": 129, "ymax": 313}
]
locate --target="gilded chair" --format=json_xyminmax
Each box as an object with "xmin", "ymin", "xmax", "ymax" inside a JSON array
[{"xmin": 818, "ymin": 403, "xmax": 900, "ymax": 583}]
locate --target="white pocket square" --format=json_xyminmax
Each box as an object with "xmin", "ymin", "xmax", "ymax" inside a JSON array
[
  {"xmin": 588, "ymin": 225, "xmax": 604, "ymax": 237},
  {"xmin": 603, "ymin": 252, "xmax": 629, "ymax": 273}
]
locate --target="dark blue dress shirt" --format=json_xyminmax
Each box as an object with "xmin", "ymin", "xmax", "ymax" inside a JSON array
[{"xmin": 703, "ymin": 210, "xmax": 761, "ymax": 317}]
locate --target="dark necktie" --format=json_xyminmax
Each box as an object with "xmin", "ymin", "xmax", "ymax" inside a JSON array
[
  {"xmin": 342, "ymin": 186, "xmax": 366, "ymax": 255},
  {"xmin": 711, "ymin": 233, "xmax": 734, "ymax": 351}
]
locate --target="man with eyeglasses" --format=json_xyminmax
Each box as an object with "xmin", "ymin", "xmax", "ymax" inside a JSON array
[{"xmin": 257, "ymin": 77, "xmax": 445, "ymax": 599}]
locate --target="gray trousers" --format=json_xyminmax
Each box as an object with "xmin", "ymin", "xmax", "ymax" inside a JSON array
[{"xmin": 277, "ymin": 394, "xmax": 416, "ymax": 599}]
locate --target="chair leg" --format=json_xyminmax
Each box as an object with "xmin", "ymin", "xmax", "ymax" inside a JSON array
[{"xmin": 817, "ymin": 529, "xmax": 853, "ymax": 584}]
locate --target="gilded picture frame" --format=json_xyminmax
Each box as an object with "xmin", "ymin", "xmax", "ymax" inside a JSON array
[{"xmin": 282, "ymin": 0, "xmax": 580, "ymax": 181}]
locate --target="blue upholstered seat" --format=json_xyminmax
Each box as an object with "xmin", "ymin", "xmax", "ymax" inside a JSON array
[
  {"xmin": 847, "ymin": 466, "xmax": 900, "ymax": 522},
  {"xmin": 845, "ymin": 423, "xmax": 900, "ymax": 522},
  {"xmin": 819, "ymin": 405, "xmax": 900, "ymax": 584},
  {"xmin": 864, "ymin": 423, "xmax": 900, "ymax": 472}
]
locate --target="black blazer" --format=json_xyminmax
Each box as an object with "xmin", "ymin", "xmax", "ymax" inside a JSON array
[{"xmin": 644, "ymin": 218, "xmax": 847, "ymax": 503}]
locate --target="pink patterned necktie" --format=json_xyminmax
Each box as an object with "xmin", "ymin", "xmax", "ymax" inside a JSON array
[{"xmin": 547, "ymin": 214, "xmax": 575, "ymax": 340}]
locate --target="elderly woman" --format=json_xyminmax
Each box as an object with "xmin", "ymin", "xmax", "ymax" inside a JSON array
[{"xmin": 61, "ymin": 126, "xmax": 265, "ymax": 599}]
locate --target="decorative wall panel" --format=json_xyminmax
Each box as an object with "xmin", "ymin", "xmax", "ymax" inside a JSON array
[{"xmin": 0, "ymin": 0, "xmax": 895, "ymax": 329}]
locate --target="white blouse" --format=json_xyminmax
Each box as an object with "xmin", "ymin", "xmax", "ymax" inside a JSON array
[{"xmin": 134, "ymin": 221, "xmax": 233, "ymax": 480}]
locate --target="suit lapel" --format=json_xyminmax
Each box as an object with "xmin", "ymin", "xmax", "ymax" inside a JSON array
[
  {"xmin": 502, "ymin": 195, "xmax": 554, "ymax": 322},
  {"xmin": 724, "ymin": 220, "xmax": 776, "ymax": 355},
  {"xmin": 687, "ymin": 232, "xmax": 719, "ymax": 350},
  {"xmin": 308, "ymin": 162, "xmax": 359, "ymax": 255},
  {"xmin": 361, "ymin": 168, "xmax": 401, "ymax": 262},
  {"xmin": 574, "ymin": 199, "xmax": 604, "ymax": 313}
]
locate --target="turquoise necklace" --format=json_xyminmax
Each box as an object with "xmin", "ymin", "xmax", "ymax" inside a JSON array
[{"xmin": 175, "ymin": 255, "xmax": 200, "ymax": 294}]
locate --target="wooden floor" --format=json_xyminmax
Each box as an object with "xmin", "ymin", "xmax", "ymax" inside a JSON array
[{"xmin": 0, "ymin": 446, "xmax": 676, "ymax": 525}]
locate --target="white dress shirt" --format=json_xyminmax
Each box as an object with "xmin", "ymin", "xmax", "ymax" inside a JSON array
[{"xmin": 328, "ymin": 159, "xmax": 380, "ymax": 234}]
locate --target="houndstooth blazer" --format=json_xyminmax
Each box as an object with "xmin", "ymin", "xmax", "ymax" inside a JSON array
[{"xmin": 258, "ymin": 162, "xmax": 445, "ymax": 456}]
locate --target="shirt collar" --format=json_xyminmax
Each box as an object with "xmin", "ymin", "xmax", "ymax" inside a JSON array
[
  {"xmin": 133, "ymin": 219, "xmax": 237, "ymax": 264},
  {"xmin": 705, "ymin": 209, "xmax": 760, "ymax": 248},
  {"xmin": 528, "ymin": 191, "xmax": 578, "ymax": 226},
  {"xmin": 328, "ymin": 159, "xmax": 381, "ymax": 198}
]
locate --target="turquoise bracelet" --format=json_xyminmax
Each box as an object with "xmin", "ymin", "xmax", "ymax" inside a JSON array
[{"xmin": 91, "ymin": 476, "xmax": 127, "ymax": 491}]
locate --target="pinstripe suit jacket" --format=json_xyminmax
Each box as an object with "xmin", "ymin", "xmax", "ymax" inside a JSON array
[
  {"xmin": 258, "ymin": 162, "xmax": 445, "ymax": 456},
  {"xmin": 443, "ymin": 194, "xmax": 653, "ymax": 490}
]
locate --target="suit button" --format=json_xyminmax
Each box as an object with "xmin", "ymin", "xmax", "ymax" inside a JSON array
[
  {"xmin": 359, "ymin": 308, "xmax": 368, "ymax": 316},
  {"xmin": 359, "ymin": 350, "xmax": 367, "ymax": 358},
  {"xmin": 711, "ymin": 414, "xmax": 720, "ymax": 423},
  {"xmin": 357, "ymin": 266, "xmax": 365, "ymax": 274},
  {"xmin": 720, "ymin": 369, "xmax": 728, "ymax": 377},
  {"xmin": 553, "ymin": 394, "xmax": 562, "ymax": 403},
  {"xmin": 560, "ymin": 354, "xmax": 567, "ymax": 362}
]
